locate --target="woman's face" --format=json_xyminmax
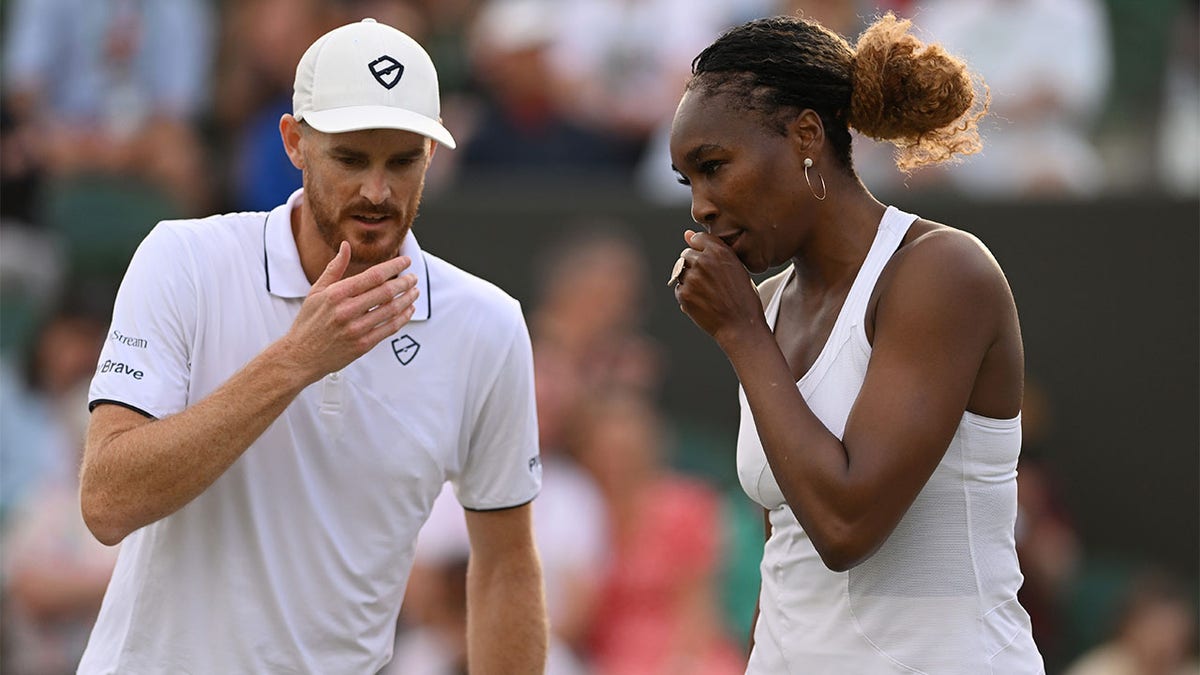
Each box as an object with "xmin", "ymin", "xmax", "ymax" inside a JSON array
[{"xmin": 668, "ymin": 88, "xmax": 808, "ymax": 274}]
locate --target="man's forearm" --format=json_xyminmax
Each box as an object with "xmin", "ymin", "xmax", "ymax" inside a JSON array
[
  {"xmin": 466, "ymin": 546, "xmax": 548, "ymax": 674},
  {"xmin": 81, "ymin": 340, "xmax": 313, "ymax": 545}
]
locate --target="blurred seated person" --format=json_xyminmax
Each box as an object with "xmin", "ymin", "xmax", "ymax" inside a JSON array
[
  {"xmin": 0, "ymin": 102, "xmax": 41, "ymax": 224},
  {"xmin": 392, "ymin": 482, "xmax": 593, "ymax": 675},
  {"xmin": 546, "ymin": 0, "xmax": 729, "ymax": 166},
  {"xmin": 215, "ymin": 0, "xmax": 335, "ymax": 212},
  {"xmin": 915, "ymin": 0, "xmax": 1112, "ymax": 197},
  {"xmin": 3, "ymin": 303, "xmax": 118, "ymax": 675},
  {"xmin": 456, "ymin": 0, "xmax": 630, "ymax": 177},
  {"xmin": 1064, "ymin": 570, "xmax": 1198, "ymax": 675},
  {"xmin": 2, "ymin": 0, "xmax": 216, "ymax": 216},
  {"xmin": 572, "ymin": 389, "xmax": 743, "ymax": 675},
  {"xmin": 529, "ymin": 226, "xmax": 661, "ymax": 400}
]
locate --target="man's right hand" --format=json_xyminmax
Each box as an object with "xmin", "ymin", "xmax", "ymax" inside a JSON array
[{"xmin": 281, "ymin": 241, "xmax": 420, "ymax": 383}]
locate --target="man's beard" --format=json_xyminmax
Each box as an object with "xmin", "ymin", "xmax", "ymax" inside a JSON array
[{"xmin": 306, "ymin": 180, "xmax": 417, "ymax": 269}]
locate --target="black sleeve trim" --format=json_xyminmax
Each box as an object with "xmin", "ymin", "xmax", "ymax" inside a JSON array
[
  {"xmin": 462, "ymin": 495, "xmax": 537, "ymax": 513},
  {"xmin": 88, "ymin": 399, "xmax": 157, "ymax": 419}
]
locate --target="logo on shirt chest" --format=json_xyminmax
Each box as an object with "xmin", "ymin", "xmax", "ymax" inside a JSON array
[{"xmin": 391, "ymin": 335, "xmax": 420, "ymax": 365}]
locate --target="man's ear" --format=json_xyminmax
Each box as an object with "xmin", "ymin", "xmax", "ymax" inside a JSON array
[
  {"xmin": 280, "ymin": 114, "xmax": 306, "ymax": 170},
  {"xmin": 786, "ymin": 109, "xmax": 825, "ymax": 158}
]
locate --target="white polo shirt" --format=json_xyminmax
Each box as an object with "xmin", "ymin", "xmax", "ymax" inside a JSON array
[{"xmin": 79, "ymin": 189, "xmax": 541, "ymax": 674}]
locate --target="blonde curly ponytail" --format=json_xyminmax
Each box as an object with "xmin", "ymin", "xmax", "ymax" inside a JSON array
[{"xmin": 849, "ymin": 13, "xmax": 988, "ymax": 170}]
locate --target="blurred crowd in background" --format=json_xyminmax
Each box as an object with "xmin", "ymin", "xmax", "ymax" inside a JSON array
[{"xmin": 0, "ymin": 0, "xmax": 1196, "ymax": 674}]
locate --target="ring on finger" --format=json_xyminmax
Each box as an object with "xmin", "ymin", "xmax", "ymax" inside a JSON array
[{"xmin": 667, "ymin": 256, "xmax": 687, "ymax": 287}]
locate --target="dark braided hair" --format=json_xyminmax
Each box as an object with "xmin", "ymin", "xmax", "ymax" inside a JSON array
[{"xmin": 688, "ymin": 14, "xmax": 986, "ymax": 173}]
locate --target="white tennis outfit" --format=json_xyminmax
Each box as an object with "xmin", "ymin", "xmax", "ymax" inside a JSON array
[
  {"xmin": 737, "ymin": 206, "xmax": 1044, "ymax": 674},
  {"xmin": 79, "ymin": 189, "xmax": 541, "ymax": 674}
]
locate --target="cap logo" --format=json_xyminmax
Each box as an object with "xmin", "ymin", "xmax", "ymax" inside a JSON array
[{"xmin": 368, "ymin": 55, "xmax": 405, "ymax": 90}]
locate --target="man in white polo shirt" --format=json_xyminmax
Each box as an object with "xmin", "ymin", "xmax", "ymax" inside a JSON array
[{"xmin": 77, "ymin": 19, "xmax": 547, "ymax": 674}]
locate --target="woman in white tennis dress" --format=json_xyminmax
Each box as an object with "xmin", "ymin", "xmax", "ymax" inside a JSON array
[{"xmin": 667, "ymin": 13, "xmax": 1045, "ymax": 675}]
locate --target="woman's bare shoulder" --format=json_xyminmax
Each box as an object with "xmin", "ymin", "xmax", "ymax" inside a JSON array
[
  {"xmin": 898, "ymin": 221, "xmax": 1007, "ymax": 284},
  {"xmin": 866, "ymin": 219, "xmax": 1015, "ymax": 339}
]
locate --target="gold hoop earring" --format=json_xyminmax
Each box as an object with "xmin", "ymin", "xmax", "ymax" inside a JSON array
[{"xmin": 804, "ymin": 158, "xmax": 827, "ymax": 201}]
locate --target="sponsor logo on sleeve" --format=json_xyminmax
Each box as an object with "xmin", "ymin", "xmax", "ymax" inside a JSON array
[
  {"xmin": 99, "ymin": 360, "xmax": 145, "ymax": 380},
  {"xmin": 528, "ymin": 455, "xmax": 542, "ymax": 480},
  {"xmin": 110, "ymin": 331, "xmax": 148, "ymax": 349}
]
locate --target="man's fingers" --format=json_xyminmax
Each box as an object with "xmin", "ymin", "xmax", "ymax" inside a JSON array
[
  {"xmin": 363, "ymin": 301, "xmax": 418, "ymax": 346},
  {"xmin": 353, "ymin": 287, "xmax": 419, "ymax": 338},
  {"xmin": 312, "ymin": 241, "xmax": 351, "ymax": 292},
  {"xmin": 337, "ymin": 255, "xmax": 413, "ymax": 296},
  {"xmin": 358, "ymin": 274, "xmax": 417, "ymax": 314}
]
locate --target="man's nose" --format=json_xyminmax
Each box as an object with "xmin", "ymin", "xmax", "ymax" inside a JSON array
[{"xmin": 360, "ymin": 170, "xmax": 391, "ymax": 204}]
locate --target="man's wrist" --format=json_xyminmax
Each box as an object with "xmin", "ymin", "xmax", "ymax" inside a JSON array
[{"xmin": 261, "ymin": 338, "xmax": 323, "ymax": 391}]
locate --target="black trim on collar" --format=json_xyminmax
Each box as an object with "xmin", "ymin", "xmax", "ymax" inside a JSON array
[
  {"xmin": 89, "ymin": 399, "xmax": 157, "ymax": 419},
  {"xmin": 262, "ymin": 213, "xmax": 271, "ymax": 293},
  {"xmin": 463, "ymin": 496, "xmax": 536, "ymax": 512},
  {"xmin": 422, "ymin": 253, "xmax": 432, "ymax": 319}
]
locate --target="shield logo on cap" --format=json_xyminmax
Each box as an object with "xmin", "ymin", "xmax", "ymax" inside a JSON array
[{"xmin": 368, "ymin": 55, "xmax": 404, "ymax": 90}]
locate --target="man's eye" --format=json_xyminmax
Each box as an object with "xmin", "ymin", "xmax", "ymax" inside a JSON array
[
  {"xmin": 700, "ymin": 160, "xmax": 722, "ymax": 175},
  {"xmin": 674, "ymin": 171, "xmax": 691, "ymax": 186},
  {"xmin": 336, "ymin": 156, "xmax": 362, "ymax": 167}
]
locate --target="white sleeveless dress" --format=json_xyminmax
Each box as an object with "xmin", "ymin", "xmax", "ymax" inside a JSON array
[{"xmin": 737, "ymin": 206, "xmax": 1045, "ymax": 674}]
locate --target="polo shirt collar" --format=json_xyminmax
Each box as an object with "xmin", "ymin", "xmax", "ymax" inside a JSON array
[{"xmin": 263, "ymin": 188, "xmax": 431, "ymax": 321}]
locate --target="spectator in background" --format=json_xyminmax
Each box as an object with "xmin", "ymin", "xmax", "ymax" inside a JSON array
[
  {"xmin": 571, "ymin": 388, "xmax": 743, "ymax": 675},
  {"xmin": 389, "ymin": 507, "xmax": 474, "ymax": 675},
  {"xmin": 548, "ymin": 0, "xmax": 733, "ymax": 168},
  {"xmin": 395, "ymin": 482, "xmax": 597, "ymax": 675},
  {"xmin": 1157, "ymin": 1, "xmax": 1199, "ymax": 197},
  {"xmin": 0, "ymin": 362, "xmax": 59, "ymax": 529},
  {"xmin": 529, "ymin": 226, "xmax": 662, "ymax": 403},
  {"xmin": 403, "ymin": 0, "xmax": 480, "ymax": 95},
  {"xmin": 391, "ymin": 325, "xmax": 611, "ymax": 674},
  {"xmin": 3, "ymin": 304, "xmax": 117, "ymax": 675},
  {"xmin": 456, "ymin": 0, "xmax": 629, "ymax": 177},
  {"xmin": 2, "ymin": 0, "xmax": 216, "ymax": 216},
  {"xmin": 528, "ymin": 351, "xmax": 612, "ymax": 664},
  {"xmin": 0, "ymin": 102, "xmax": 41, "ymax": 225},
  {"xmin": 1064, "ymin": 571, "xmax": 1199, "ymax": 675},
  {"xmin": 913, "ymin": 0, "xmax": 1112, "ymax": 197},
  {"xmin": 215, "ymin": 0, "xmax": 342, "ymax": 212},
  {"xmin": 390, "ymin": 225, "xmax": 665, "ymax": 674}
]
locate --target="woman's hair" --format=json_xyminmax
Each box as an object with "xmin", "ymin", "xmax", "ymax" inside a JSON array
[{"xmin": 687, "ymin": 13, "xmax": 986, "ymax": 172}]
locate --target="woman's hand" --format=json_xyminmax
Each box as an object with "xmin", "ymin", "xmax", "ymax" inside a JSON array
[{"xmin": 672, "ymin": 229, "xmax": 768, "ymax": 348}]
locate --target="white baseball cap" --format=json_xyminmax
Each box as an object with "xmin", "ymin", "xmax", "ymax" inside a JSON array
[{"xmin": 293, "ymin": 18, "xmax": 456, "ymax": 148}]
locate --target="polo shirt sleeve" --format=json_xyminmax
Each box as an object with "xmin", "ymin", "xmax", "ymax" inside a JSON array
[
  {"xmin": 89, "ymin": 223, "xmax": 196, "ymax": 419},
  {"xmin": 452, "ymin": 312, "xmax": 541, "ymax": 511}
]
